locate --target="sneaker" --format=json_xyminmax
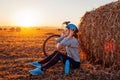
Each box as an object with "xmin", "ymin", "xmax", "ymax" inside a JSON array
[
  {"xmin": 29, "ymin": 61, "xmax": 41, "ymax": 68},
  {"xmin": 64, "ymin": 60, "xmax": 70, "ymax": 74},
  {"xmin": 29, "ymin": 68, "xmax": 44, "ymax": 75}
]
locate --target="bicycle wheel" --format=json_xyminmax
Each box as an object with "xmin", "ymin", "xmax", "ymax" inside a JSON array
[{"xmin": 43, "ymin": 34, "xmax": 60, "ymax": 56}]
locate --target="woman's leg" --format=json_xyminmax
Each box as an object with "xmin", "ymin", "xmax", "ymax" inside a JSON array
[
  {"xmin": 39, "ymin": 50, "xmax": 58, "ymax": 64},
  {"xmin": 41, "ymin": 51, "xmax": 67, "ymax": 70},
  {"xmin": 68, "ymin": 57, "xmax": 80, "ymax": 69},
  {"xmin": 59, "ymin": 55, "xmax": 80, "ymax": 69}
]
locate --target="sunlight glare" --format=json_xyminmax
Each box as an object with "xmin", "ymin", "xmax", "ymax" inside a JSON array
[{"xmin": 14, "ymin": 10, "xmax": 43, "ymax": 27}]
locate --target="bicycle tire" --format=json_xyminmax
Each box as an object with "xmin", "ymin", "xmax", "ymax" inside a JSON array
[{"xmin": 43, "ymin": 34, "xmax": 60, "ymax": 56}]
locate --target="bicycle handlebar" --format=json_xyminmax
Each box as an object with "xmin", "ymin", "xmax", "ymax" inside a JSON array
[{"xmin": 62, "ymin": 21, "xmax": 70, "ymax": 25}]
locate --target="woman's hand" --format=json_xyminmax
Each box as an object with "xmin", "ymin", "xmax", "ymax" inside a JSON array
[
  {"xmin": 62, "ymin": 31, "xmax": 68, "ymax": 37},
  {"xmin": 67, "ymin": 29, "xmax": 74, "ymax": 39}
]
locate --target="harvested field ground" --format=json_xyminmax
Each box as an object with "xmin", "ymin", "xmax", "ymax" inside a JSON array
[{"xmin": 0, "ymin": 28, "xmax": 120, "ymax": 80}]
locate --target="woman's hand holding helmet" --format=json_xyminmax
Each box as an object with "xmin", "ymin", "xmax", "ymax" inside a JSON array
[{"xmin": 67, "ymin": 29, "xmax": 74, "ymax": 39}]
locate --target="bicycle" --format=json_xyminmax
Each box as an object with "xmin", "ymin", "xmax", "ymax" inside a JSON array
[{"xmin": 42, "ymin": 21, "xmax": 70, "ymax": 56}]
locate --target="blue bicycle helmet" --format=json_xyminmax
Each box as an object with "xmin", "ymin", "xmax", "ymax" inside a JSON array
[{"xmin": 66, "ymin": 24, "xmax": 78, "ymax": 33}]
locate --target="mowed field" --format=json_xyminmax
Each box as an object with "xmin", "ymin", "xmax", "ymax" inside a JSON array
[
  {"xmin": 0, "ymin": 28, "xmax": 64, "ymax": 80},
  {"xmin": 0, "ymin": 28, "xmax": 120, "ymax": 80}
]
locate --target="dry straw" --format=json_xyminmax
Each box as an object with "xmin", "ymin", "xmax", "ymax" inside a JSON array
[{"xmin": 78, "ymin": 1, "xmax": 120, "ymax": 68}]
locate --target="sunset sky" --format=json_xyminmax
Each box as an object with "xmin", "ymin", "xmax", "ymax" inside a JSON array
[{"xmin": 0, "ymin": 0, "xmax": 117, "ymax": 27}]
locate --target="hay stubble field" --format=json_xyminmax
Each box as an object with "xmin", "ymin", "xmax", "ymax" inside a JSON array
[{"xmin": 0, "ymin": 28, "xmax": 120, "ymax": 80}]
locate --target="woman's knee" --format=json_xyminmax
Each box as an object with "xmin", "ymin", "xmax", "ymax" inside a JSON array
[
  {"xmin": 52, "ymin": 50, "xmax": 60, "ymax": 55},
  {"xmin": 54, "ymin": 50, "xmax": 59, "ymax": 53},
  {"xmin": 56, "ymin": 51, "xmax": 62, "ymax": 55}
]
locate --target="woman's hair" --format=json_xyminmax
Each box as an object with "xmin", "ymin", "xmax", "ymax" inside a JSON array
[
  {"xmin": 73, "ymin": 32, "xmax": 78, "ymax": 39},
  {"xmin": 67, "ymin": 27, "xmax": 79, "ymax": 39}
]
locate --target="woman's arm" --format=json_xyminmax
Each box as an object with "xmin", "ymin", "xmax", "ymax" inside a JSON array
[
  {"xmin": 56, "ymin": 43, "xmax": 64, "ymax": 50},
  {"xmin": 55, "ymin": 36, "xmax": 64, "ymax": 43},
  {"xmin": 56, "ymin": 29, "xmax": 75, "ymax": 50}
]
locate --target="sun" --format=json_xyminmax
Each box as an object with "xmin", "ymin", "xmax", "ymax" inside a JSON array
[{"xmin": 14, "ymin": 10, "xmax": 42, "ymax": 27}]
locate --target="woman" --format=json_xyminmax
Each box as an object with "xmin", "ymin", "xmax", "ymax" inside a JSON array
[{"xmin": 29, "ymin": 23, "xmax": 80, "ymax": 75}]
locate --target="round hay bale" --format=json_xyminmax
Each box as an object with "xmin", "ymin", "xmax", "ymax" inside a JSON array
[{"xmin": 78, "ymin": 1, "xmax": 120, "ymax": 68}]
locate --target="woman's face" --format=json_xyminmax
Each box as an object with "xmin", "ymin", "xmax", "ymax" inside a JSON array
[{"xmin": 63, "ymin": 28, "xmax": 70, "ymax": 37}]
